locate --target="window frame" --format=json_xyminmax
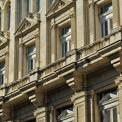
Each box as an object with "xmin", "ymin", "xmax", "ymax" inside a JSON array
[
  {"xmin": 0, "ymin": 62, "xmax": 5, "ymax": 85},
  {"xmin": 27, "ymin": 45, "xmax": 36, "ymax": 73},
  {"xmin": 60, "ymin": 25, "xmax": 71, "ymax": 57},
  {"xmin": 100, "ymin": 2, "xmax": 113, "ymax": 37}
]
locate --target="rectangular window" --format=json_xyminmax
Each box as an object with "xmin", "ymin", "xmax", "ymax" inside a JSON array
[
  {"xmin": 0, "ymin": 62, "xmax": 5, "ymax": 84},
  {"xmin": 61, "ymin": 25, "xmax": 71, "ymax": 57},
  {"xmin": 27, "ymin": 45, "xmax": 36, "ymax": 72},
  {"xmin": 100, "ymin": 3, "xmax": 113, "ymax": 37}
]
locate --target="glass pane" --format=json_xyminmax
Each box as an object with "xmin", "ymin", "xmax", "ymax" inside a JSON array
[{"xmin": 105, "ymin": 20, "xmax": 108, "ymax": 36}]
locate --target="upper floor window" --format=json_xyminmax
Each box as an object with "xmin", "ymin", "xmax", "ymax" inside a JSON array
[
  {"xmin": 100, "ymin": 3, "xmax": 113, "ymax": 37},
  {"xmin": 27, "ymin": 45, "xmax": 36, "ymax": 72},
  {"xmin": 61, "ymin": 25, "xmax": 71, "ymax": 57},
  {"xmin": 0, "ymin": 62, "xmax": 5, "ymax": 85}
]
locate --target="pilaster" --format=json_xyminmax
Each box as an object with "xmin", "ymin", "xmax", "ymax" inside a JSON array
[
  {"xmin": 51, "ymin": 24, "xmax": 56, "ymax": 63},
  {"xmin": 89, "ymin": 2, "xmax": 95, "ymax": 44},
  {"xmin": 28, "ymin": 88, "xmax": 47, "ymax": 122},
  {"xmin": 9, "ymin": 0, "xmax": 17, "ymax": 82},
  {"xmin": 18, "ymin": 40, "xmax": 23, "ymax": 79},
  {"xmin": 76, "ymin": 0, "xmax": 88, "ymax": 48},
  {"xmin": 35, "ymin": 34, "xmax": 40, "ymax": 68},
  {"xmin": 71, "ymin": 12, "xmax": 77, "ymax": 50},
  {"xmin": 73, "ymin": 91, "xmax": 87, "ymax": 122},
  {"xmin": 115, "ymin": 76, "xmax": 122, "ymax": 122},
  {"xmin": 119, "ymin": 0, "xmax": 122, "ymax": 25},
  {"xmin": 112, "ymin": 0, "xmax": 120, "ymax": 28},
  {"xmin": 34, "ymin": 107, "xmax": 47, "ymax": 122},
  {"xmin": 40, "ymin": 0, "xmax": 48, "ymax": 67}
]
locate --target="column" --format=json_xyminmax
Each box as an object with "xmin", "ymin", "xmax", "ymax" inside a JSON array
[
  {"xmin": 51, "ymin": 24, "xmax": 56, "ymax": 63},
  {"xmin": 112, "ymin": 0, "xmax": 120, "ymax": 28},
  {"xmin": 74, "ymin": 91, "xmax": 87, "ymax": 122}
]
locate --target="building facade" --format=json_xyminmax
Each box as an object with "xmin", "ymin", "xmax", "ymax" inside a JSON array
[{"xmin": 0, "ymin": 0, "xmax": 121, "ymax": 122}]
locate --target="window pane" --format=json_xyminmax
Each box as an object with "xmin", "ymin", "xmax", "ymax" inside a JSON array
[{"xmin": 105, "ymin": 20, "xmax": 108, "ymax": 36}]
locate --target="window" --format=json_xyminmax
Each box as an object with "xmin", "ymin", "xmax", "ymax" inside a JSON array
[
  {"xmin": 100, "ymin": 3, "xmax": 113, "ymax": 37},
  {"xmin": 98, "ymin": 89, "xmax": 119, "ymax": 122},
  {"xmin": 27, "ymin": 45, "xmax": 36, "ymax": 72},
  {"xmin": 61, "ymin": 26, "xmax": 71, "ymax": 57},
  {"xmin": 26, "ymin": 0, "xmax": 30, "ymax": 16},
  {"xmin": 0, "ymin": 62, "xmax": 5, "ymax": 85},
  {"xmin": 17, "ymin": 0, "xmax": 22, "ymax": 24},
  {"xmin": 56, "ymin": 105, "xmax": 74, "ymax": 122}
]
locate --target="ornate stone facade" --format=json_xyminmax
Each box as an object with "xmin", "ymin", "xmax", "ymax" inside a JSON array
[{"xmin": 0, "ymin": 0, "xmax": 121, "ymax": 122}]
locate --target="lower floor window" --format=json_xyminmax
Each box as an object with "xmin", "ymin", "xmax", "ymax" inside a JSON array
[
  {"xmin": 98, "ymin": 89, "xmax": 119, "ymax": 122},
  {"xmin": 56, "ymin": 105, "xmax": 74, "ymax": 122},
  {"xmin": 0, "ymin": 62, "xmax": 5, "ymax": 84}
]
